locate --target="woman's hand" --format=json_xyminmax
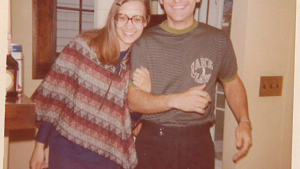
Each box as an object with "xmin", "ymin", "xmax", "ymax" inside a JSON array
[
  {"xmin": 132, "ymin": 123, "xmax": 143, "ymax": 137},
  {"xmin": 132, "ymin": 67, "xmax": 151, "ymax": 93},
  {"xmin": 30, "ymin": 142, "xmax": 48, "ymax": 169}
]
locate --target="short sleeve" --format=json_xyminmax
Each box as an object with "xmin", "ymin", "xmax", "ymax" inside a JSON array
[{"xmin": 218, "ymin": 36, "xmax": 238, "ymax": 82}]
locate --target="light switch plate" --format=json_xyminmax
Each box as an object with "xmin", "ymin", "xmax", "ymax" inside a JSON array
[{"xmin": 259, "ymin": 76, "xmax": 283, "ymax": 97}]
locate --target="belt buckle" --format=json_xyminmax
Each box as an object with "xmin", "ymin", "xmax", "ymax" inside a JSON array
[{"xmin": 159, "ymin": 127, "xmax": 165, "ymax": 136}]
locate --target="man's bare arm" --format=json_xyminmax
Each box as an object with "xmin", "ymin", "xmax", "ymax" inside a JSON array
[
  {"xmin": 128, "ymin": 85, "xmax": 211, "ymax": 114},
  {"xmin": 223, "ymin": 76, "xmax": 249, "ymax": 121},
  {"xmin": 223, "ymin": 76, "xmax": 252, "ymax": 162}
]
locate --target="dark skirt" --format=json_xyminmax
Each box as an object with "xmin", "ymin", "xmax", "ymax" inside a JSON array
[
  {"xmin": 47, "ymin": 126, "xmax": 121, "ymax": 169},
  {"xmin": 49, "ymin": 150, "xmax": 121, "ymax": 169}
]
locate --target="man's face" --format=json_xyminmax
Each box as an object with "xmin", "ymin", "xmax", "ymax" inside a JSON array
[{"xmin": 159, "ymin": 0, "xmax": 200, "ymax": 27}]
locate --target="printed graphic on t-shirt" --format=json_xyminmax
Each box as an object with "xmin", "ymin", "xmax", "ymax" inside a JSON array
[{"xmin": 191, "ymin": 58, "xmax": 213, "ymax": 84}]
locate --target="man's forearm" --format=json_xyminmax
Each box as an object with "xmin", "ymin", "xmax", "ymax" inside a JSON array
[
  {"xmin": 224, "ymin": 76, "xmax": 252, "ymax": 162},
  {"xmin": 223, "ymin": 76, "xmax": 249, "ymax": 122},
  {"xmin": 128, "ymin": 87, "xmax": 174, "ymax": 114},
  {"xmin": 128, "ymin": 85, "xmax": 211, "ymax": 115}
]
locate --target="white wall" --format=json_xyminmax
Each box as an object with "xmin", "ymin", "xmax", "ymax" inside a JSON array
[
  {"xmin": 0, "ymin": 0, "xmax": 9, "ymax": 168},
  {"xmin": 94, "ymin": 0, "xmax": 114, "ymax": 28},
  {"xmin": 12, "ymin": 0, "xmax": 42, "ymax": 97},
  {"xmin": 293, "ymin": 0, "xmax": 300, "ymax": 168},
  {"xmin": 223, "ymin": 0, "xmax": 295, "ymax": 169}
]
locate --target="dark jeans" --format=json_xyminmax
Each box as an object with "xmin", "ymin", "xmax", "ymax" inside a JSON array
[{"xmin": 135, "ymin": 121, "xmax": 215, "ymax": 169}]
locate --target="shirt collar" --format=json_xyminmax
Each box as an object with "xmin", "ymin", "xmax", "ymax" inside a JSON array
[{"xmin": 159, "ymin": 20, "xmax": 198, "ymax": 35}]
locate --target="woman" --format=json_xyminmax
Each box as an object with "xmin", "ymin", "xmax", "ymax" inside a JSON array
[{"xmin": 29, "ymin": 0, "xmax": 151, "ymax": 169}]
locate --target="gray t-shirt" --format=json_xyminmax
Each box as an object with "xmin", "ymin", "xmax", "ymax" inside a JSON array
[{"xmin": 131, "ymin": 21, "xmax": 238, "ymax": 127}]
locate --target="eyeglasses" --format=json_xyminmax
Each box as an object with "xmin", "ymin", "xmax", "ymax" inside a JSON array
[{"xmin": 115, "ymin": 13, "xmax": 146, "ymax": 26}]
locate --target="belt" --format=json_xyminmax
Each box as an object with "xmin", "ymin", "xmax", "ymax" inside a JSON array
[{"xmin": 140, "ymin": 120, "xmax": 211, "ymax": 138}]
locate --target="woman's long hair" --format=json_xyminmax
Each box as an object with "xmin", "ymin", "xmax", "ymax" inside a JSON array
[{"xmin": 82, "ymin": 0, "xmax": 151, "ymax": 66}]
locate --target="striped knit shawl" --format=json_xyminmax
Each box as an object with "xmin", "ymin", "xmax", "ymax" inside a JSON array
[{"xmin": 31, "ymin": 37, "xmax": 137, "ymax": 169}]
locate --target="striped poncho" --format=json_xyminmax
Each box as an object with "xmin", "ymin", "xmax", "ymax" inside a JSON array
[{"xmin": 31, "ymin": 36, "xmax": 137, "ymax": 169}]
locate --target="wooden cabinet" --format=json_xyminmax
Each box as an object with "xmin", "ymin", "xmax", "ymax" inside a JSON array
[
  {"xmin": 4, "ymin": 95, "xmax": 36, "ymax": 169},
  {"xmin": 5, "ymin": 95, "xmax": 36, "ymax": 130}
]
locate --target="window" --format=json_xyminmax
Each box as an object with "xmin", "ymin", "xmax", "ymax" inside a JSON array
[
  {"xmin": 33, "ymin": 0, "xmax": 94, "ymax": 79},
  {"xmin": 56, "ymin": 0, "xmax": 94, "ymax": 52}
]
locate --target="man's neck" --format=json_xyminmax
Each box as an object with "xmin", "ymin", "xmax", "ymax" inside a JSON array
[{"xmin": 166, "ymin": 17, "xmax": 195, "ymax": 30}]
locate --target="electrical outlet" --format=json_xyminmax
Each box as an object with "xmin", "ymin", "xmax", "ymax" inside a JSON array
[{"xmin": 259, "ymin": 76, "xmax": 283, "ymax": 97}]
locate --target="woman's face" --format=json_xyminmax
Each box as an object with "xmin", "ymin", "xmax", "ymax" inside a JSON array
[{"xmin": 115, "ymin": 1, "xmax": 147, "ymax": 51}]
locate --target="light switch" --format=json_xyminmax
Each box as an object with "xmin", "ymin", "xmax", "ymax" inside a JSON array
[{"xmin": 259, "ymin": 76, "xmax": 283, "ymax": 97}]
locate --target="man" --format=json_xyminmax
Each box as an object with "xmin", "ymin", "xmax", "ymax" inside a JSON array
[{"xmin": 128, "ymin": 0, "xmax": 252, "ymax": 168}]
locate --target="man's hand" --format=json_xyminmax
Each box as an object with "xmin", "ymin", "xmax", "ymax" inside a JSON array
[
  {"xmin": 132, "ymin": 67, "xmax": 151, "ymax": 93},
  {"xmin": 170, "ymin": 85, "xmax": 211, "ymax": 114},
  {"xmin": 233, "ymin": 122, "xmax": 252, "ymax": 162},
  {"xmin": 30, "ymin": 142, "xmax": 48, "ymax": 169}
]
